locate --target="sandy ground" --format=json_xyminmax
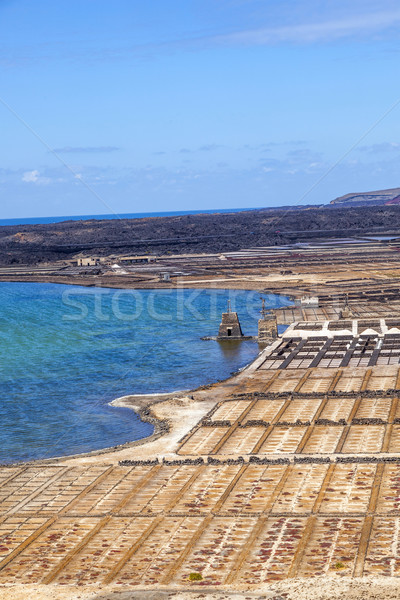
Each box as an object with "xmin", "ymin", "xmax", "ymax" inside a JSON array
[
  {"xmin": 55, "ymin": 388, "xmax": 227, "ymax": 467},
  {"xmin": 2, "ymin": 577, "xmax": 400, "ymax": 599}
]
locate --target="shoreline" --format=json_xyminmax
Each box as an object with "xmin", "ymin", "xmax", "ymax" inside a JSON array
[
  {"xmin": 0, "ymin": 280, "xmax": 287, "ymax": 466},
  {"xmin": 2, "ymin": 345, "xmax": 266, "ymax": 468},
  {"xmin": 0, "ymin": 276, "xmax": 297, "ymax": 307},
  {"xmin": 5, "ymin": 391, "xmax": 188, "ymax": 467},
  {"xmin": 3, "ymin": 242, "xmax": 400, "ymax": 594},
  {"xmin": 56, "ymin": 344, "xmax": 268, "ymax": 467},
  {"xmin": 15, "ymin": 346, "xmax": 266, "ymax": 468},
  {"xmin": 0, "ymin": 273, "xmax": 299, "ymax": 300}
]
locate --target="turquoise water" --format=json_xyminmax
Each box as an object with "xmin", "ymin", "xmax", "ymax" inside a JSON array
[{"xmin": 0, "ymin": 283, "xmax": 292, "ymax": 464}]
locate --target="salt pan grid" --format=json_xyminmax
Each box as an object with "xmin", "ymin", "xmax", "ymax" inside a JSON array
[
  {"xmin": 259, "ymin": 323, "xmax": 400, "ymax": 370},
  {"xmin": 0, "ymin": 463, "xmax": 399, "ymax": 585},
  {"xmin": 3, "ymin": 319, "xmax": 400, "ymax": 588}
]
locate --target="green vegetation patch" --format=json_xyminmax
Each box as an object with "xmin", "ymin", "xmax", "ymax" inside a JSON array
[{"xmin": 189, "ymin": 572, "xmax": 203, "ymax": 581}]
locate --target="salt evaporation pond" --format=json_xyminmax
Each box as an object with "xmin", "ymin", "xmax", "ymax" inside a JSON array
[{"xmin": 0, "ymin": 282, "xmax": 292, "ymax": 463}]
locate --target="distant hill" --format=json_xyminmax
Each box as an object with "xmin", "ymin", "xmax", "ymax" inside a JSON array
[{"xmin": 330, "ymin": 187, "xmax": 400, "ymax": 207}]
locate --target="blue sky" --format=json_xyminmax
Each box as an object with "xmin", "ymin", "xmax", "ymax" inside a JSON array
[{"xmin": 1, "ymin": 0, "xmax": 400, "ymax": 218}]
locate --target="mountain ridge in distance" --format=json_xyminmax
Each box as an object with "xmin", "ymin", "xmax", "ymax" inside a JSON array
[{"xmin": 330, "ymin": 187, "xmax": 400, "ymax": 207}]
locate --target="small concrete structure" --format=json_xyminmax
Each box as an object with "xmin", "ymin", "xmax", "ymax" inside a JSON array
[
  {"xmin": 296, "ymin": 296, "xmax": 319, "ymax": 308},
  {"xmin": 217, "ymin": 301, "xmax": 244, "ymax": 340},
  {"xmin": 159, "ymin": 272, "xmax": 171, "ymax": 282},
  {"xmin": 77, "ymin": 257, "xmax": 100, "ymax": 267},
  {"xmin": 119, "ymin": 255, "xmax": 157, "ymax": 264},
  {"xmin": 258, "ymin": 298, "xmax": 278, "ymax": 343}
]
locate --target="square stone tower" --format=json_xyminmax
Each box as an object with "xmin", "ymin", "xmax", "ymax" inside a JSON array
[
  {"xmin": 258, "ymin": 315, "xmax": 278, "ymax": 342},
  {"xmin": 258, "ymin": 298, "xmax": 278, "ymax": 343},
  {"xmin": 217, "ymin": 301, "xmax": 244, "ymax": 340}
]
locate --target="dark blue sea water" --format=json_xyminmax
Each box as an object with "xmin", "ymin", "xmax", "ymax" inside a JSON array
[
  {"xmin": 0, "ymin": 283, "xmax": 292, "ymax": 464},
  {"xmin": 0, "ymin": 207, "xmax": 262, "ymax": 227}
]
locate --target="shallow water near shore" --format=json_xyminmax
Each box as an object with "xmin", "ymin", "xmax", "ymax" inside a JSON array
[{"xmin": 0, "ymin": 282, "xmax": 291, "ymax": 463}]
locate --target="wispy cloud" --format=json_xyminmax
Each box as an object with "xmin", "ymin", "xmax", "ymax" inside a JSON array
[
  {"xmin": 212, "ymin": 9, "xmax": 400, "ymax": 45},
  {"xmin": 4, "ymin": 6, "xmax": 400, "ymax": 70},
  {"xmin": 199, "ymin": 143, "xmax": 221, "ymax": 152},
  {"xmin": 179, "ymin": 144, "xmax": 221, "ymax": 154},
  {"xmin": 259, "ymin": 147, "xmax": 326, "ymax": 175},
  {"xmin": 359, "ymin": 142, "xmax": 400, "ymax": 153},
  {"xmin": 242, "ymin": 140, "xmax": 308, "ymax": 152},
  {"xmin": 52, "ymin": 146, "xmax": 120, "ymax": 154}
]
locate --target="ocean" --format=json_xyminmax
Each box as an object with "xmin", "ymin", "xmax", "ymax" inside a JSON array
[
  {"xmin": 0, "ymin": 282, "xmax": 291, "ymax": 463},
  {"xmin": 0, "ymin": 207, "xmax": 262, "ymax": 227}
]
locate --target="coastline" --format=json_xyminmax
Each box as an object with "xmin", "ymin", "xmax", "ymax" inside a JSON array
[
  {"xmin": 16, "ymin": 344, "xmax": 267, "ymax": 468},
  {"xmin": 0, "ymin": 280, "xmax": 285, "ymax": 466},
  {"xmin": 3, "ymin": 244, "xmax": 400, "ymax": 595},
  {"xmin": 44, "ymin": 338, "xmax": 400, "ymax": 468},
  {"xmin": 0, "ymin": 273, "xmax": 299, "ymax": 302}
]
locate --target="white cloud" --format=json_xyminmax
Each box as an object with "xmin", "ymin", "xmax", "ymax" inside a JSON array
[
  {"xmin": 22, "ymin": 169, "xmax": 39, "ymax": 183},
  {"xmin": 22, "ymin": 170, "xmax": 51, "ymax": 185}
]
